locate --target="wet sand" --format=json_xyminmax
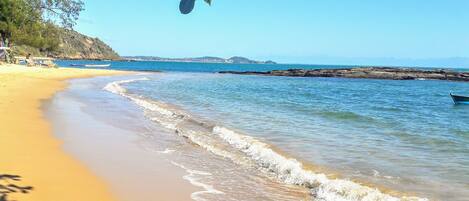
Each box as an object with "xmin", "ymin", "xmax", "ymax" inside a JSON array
[
  {"xmin": 0, "ymin": 65, "xmax": 127, "ymax": 201},
  {"xmin": 44, "ymin": 76, "xmax": 198, "ymax": 201},
  {"xmin": 0, "ymin": 64, "xmax": 304, "ymax": 201},
  {"xmin": 44, "ymin": 75, "xmax": 313, "ymax": 201}
]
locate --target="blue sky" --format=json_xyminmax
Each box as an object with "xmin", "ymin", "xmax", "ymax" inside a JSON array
[{"xmin": 75, "ymin": 0, "xmax": 469, "ymax": 67}]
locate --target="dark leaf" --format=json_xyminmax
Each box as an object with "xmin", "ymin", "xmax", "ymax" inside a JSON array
[{"xmin": 179, "ymin": 0, "xmax": 195, "ymax": 14}]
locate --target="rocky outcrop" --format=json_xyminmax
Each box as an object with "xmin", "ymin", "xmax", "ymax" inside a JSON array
[
  {"xmin": 51, "ymin": 29, "xmax": 120, "ymax": 60},
  {"xmin": 219, "ymin": 67, "xmax": 469, "ymax": 82},
  {"xmin": 12, "ymin": 29, "xmax": 120, "ymax": 60}
]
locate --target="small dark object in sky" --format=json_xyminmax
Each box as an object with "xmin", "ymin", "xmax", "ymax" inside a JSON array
[{"xmin": 180, "ymin": 0, "xmax": 196, "ymax": 14}]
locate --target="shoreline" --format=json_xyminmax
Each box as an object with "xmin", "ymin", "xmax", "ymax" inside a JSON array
[
  {"xmin": 0, "ymin": 64, "xmax": 130, "ymax": 201},
  {"xmin": 44, "ymin": 75, "xmax": 199, "ymax": 201},
  {"xmin": 58, "ymin": 75, "xmax": 314, "ymax": 201},
  {"xmin": 102, "ymin": 75, "xmax": 430, "ymax": 201},
  {"xmin": 1, "ymin": 64, "xmax": 462, "ymax": 200}
]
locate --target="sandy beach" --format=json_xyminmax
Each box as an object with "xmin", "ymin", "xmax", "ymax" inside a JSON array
[{"xmin": 0, "ymin": 64, "xmax": 128, "ymax": 201}]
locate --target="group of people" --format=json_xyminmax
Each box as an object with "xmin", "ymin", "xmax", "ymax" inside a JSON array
[{"xmin": 0, "ymin": 50, "xmax": 56, "ymax": 67}]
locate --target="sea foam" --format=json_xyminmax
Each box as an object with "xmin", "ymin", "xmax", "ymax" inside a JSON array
[
  {"xmin": 104, "ymin": 78, "xmax": 428, "ymax": 201},
  {"xmin": 171, "ymin": 161, "xmax": 224, "ymax": 201}
]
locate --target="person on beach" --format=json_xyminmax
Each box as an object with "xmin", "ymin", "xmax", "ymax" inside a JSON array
[{"xmin": 26, "ymin": 53, "xmax": 34, "ymax": 67}]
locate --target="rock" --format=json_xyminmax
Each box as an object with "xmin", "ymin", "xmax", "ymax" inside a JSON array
[{"xmin": 219, "ymin": 67, "xmax": 469, "ymax": 82}]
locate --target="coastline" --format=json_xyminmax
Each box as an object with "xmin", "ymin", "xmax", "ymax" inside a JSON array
[
  {"xmin": 2, "ymin": 63, "xmax": 465, "ymax": 200},
  {"xmin": 44, "ymin": 75, "xmax": 199, "ymax": 201},
  {"xmin": 47, "ymin": 75, "xmax": 314, "ymax": 201},
  {"xmin": 0, "ymin": 64, "xmax": 129, "ymax": 201},
  {"xmin": 100, "ymin": 74, "xmax": 431, "ymax": 201}
]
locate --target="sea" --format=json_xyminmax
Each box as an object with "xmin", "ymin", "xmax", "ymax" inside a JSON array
[{"xmin": 56, "ymin": 60, "xmax": 469, "ymax": 201}]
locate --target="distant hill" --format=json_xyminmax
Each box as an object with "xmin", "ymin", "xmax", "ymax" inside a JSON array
[
  {"xmin": 12, "ymin": 29, "xmax": 120, "ymax": 60},
  {"xmin": 123, "ymin": 56, "xmax": 277, "ymax": 64}
]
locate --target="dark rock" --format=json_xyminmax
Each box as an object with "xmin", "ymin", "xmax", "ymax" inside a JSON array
[{"xmin": 219, "ymin": 67, "xmax": 469, "ymax": 82}]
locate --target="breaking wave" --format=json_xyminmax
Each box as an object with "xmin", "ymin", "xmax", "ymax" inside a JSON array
[{"xmin": 104, "ymin": 78, "xmax": 428, "ymax": 201}]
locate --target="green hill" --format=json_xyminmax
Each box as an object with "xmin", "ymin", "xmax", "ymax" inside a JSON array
[{"xmin": 12, "ymin": 29, "xmax": 120, "ymax": 60}]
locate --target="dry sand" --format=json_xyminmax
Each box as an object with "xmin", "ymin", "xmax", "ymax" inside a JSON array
[{"xmin": 0, "ymin": 64, "xmax": 129, "ymax": 201}]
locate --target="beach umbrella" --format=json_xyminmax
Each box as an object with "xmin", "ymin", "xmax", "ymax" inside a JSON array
[{"xmin": 179, "ymin": 0, "xmax": 212, "ymax": 14}]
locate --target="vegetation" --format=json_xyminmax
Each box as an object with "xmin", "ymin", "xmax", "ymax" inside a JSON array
[
  {"xmin": 1, "ymin": 0, "xmax": 212, "ymax": 61},
  {"xmin": 0, "ymin": 0, "xmax": 84, "ymax": 54},
  {"xmin": 0, "ymin": 174, "xmax": 33, "ymax": 201},
  {"xmin": 10, "ymin": 28, "xmax": 120, "ymax": 60}
]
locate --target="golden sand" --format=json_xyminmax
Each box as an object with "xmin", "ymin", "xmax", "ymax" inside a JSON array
[{"xmin": 0, "ymin": 64, "xmax": 129, "ymax": 201}]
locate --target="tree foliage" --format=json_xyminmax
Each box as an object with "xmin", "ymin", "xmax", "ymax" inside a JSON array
[
  {"xmin": 29, "ymin": 0, "xmax": 84, "ymax": 28},
  {"xmin": 0, "ymin": 0, "xmax": 83, "ymax": 52}
]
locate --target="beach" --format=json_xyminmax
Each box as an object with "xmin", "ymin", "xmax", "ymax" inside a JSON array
[
  {"xmin": 0, "ymin": 65, "xmax": 127, "ymax": 201},
  {"xmin": 2, "ymin": 62, "xmax": 468, "ymax": 201},
  {"xmin": 2, "ymin": 1, "xmax": 467, "ymax": 200},
  {"xmin": 51, "ymin": 60, "xmax": 468, "ymax": 201},
  {"xmin": 44, "ymin": 74, "xmax": 310, "ymax": 201}
]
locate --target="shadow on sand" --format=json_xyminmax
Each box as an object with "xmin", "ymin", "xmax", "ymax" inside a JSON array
[{"xmin": 0, "ymin": 174, "xmax": 33, "ymax": 201}]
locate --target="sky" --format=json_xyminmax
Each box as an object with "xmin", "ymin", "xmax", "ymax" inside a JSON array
[{"xmin": 75, "ymin": 0, "xmax": 469, "ymax": 67}]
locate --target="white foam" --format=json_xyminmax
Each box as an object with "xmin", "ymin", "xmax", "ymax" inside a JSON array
[
  {"xmin": 103, "ymin": 77, "xmax": 149, "ymax": 95},
  {"xmin": 157, "ymin": 148, "xmax": 176, "ymax": 154},
  {"xmin": 171, "ymin": 161, "xmax": 224, "ymax": 201},
  {"xmin": 104, "ymin": 78, "xmax": 428, "ymax": 201},
  {"xmin": 373, "ymin": 170, "xmax": 398, "ymax": 180},
  {"xmin": 212, "ymin": 126, "xmax": 427, "ymax": 201},
  {"xmin": 104, "ymin": 78, "xmax": 181, "ymax": 125}
]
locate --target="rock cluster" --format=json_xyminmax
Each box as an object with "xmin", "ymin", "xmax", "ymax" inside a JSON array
[{"xmin": 219, "ymin": 67, "xmax": 469, "ymax": 82}]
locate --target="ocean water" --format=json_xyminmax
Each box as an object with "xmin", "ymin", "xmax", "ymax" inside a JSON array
[
  {"xmin": 57, "ymin": 60, "xmax": 353, "ymax": 72},
  {"xmin": 60, "ymin": 61, "xmax": 469, "ymax": 200},
  {"xmin": 55, "ymin": 59, "xmax": 469, "ymax": 73}
]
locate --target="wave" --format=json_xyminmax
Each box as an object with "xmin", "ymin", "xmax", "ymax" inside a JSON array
[
  {"xmin": 104, "ymin": 78, "xmax": 428, "ymax": 201},
  {"xmin": 103, "ymin": 77, "xmax": 150, "ymax": 95},
  {"xmin": 171, "ymin": 161, "xmax": 224, "ymax": 201}
]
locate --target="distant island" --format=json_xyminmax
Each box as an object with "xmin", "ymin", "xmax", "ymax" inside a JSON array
[{"xmin": 122, "ymin": 56, "xmax": 277, "ymax": 64}]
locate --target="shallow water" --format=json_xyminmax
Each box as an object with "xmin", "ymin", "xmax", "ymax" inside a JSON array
[
  {"xmin": 54, "ymin": 60, "xmax": 469, "ymax": 200},
  {"xmin": 48, "ymin": 75, "xmax": 312, "ymax": 201},
  {"xmin": 108, "ymin": 72, "xmax": 469, "ymax": 201}
]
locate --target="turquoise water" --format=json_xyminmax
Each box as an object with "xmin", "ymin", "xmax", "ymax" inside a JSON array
[
  {"xmin": 118, "ymin": 72, "xmax": 468, "ymax": 200},
  {"xmin": 56, "ymin": 59, "xmax": 469, "ymax": 73},
  {"xmin": 60, "ymin": 61, "xmax": 469, "ymax": 200}
]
